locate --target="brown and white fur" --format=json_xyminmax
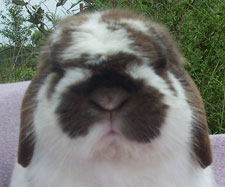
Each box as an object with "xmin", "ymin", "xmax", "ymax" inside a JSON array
[{"xmin": 10, "ymin": 9, "xmax": 215, "ymax": 187}]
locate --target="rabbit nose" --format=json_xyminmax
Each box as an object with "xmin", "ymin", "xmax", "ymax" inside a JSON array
[{"xmin": 90, "ymin": 88, "xmax": 129, "ymax": 111}]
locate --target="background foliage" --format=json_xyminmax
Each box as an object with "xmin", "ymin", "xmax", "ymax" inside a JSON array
[{"xmin": 0, "ymin": 0, "xmax": 224, "ymax": 134}]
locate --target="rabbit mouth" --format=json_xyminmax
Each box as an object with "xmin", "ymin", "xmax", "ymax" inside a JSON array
[
  {"xmin": 107, "ymin": 130, "xmax": 119, "ymax": 136},
  {"xmin": 99, "ymin": 116, "xmax": 122, "ymax": 138}
]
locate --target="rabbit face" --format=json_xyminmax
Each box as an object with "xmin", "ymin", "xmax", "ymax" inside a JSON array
[{"xmin": 18, "ymin": 10, "xmax": 212, "ymax": 170}]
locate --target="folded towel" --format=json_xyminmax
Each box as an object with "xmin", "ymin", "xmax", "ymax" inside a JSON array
[{"xmin": 0, "ymin": 81, "xmax": 224, "ymax": 187}]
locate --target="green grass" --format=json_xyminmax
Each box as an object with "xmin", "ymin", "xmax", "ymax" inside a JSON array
[{"xmin": 0, "ymin": 0, "xmax": 224, "ymax": 134}]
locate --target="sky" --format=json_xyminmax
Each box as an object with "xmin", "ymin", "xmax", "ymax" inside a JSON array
[{"xmin": 0, "ymin": 0, "xmax": 81, "ymax": 44}]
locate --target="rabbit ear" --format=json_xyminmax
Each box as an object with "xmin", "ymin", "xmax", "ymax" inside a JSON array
[
  {"xmin": 191, "ymin": 106, "xmax": 213, "ymax": 168},
  {"xmin": 192, "ymin": 120, "xmax": 212, "ymax": 169},
  {"xmin": 153, "ymin": 23, "xmax": 213, "ymax": 168},
  {"xmin": 18, "ymin": 83, "xmax": 36, "ymax": 167},
  {"xmin": 185, "ymin": 73, "xmax": 213, "ymax": 168},
  {"xmin": 17, "ymin": 35, "xmax": 59, "ymax": 167}
]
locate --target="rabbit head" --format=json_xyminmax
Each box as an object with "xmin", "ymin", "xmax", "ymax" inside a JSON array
[{"xmin": 18, "ymin": 9, "xmax": 212, "ymax": 170}]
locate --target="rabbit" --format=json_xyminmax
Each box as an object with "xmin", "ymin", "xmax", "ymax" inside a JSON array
[{"xmin": 10, "ymin": 9, "xmax": 216, "ymax": 187}]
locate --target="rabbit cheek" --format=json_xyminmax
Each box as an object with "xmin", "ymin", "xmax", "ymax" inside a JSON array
[
  {"xmin": 55, "ymin": 93, "xmax": 100, "ymax": 138},
  {"xmin": 120, "ymin": 87, "xmax": 168, "ymax": 143}
]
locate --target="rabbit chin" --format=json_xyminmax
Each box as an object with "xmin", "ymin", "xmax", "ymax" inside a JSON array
[
  {"xmin": 84, "ymin": 124, "xmax": 150, "ymax": 163},
  {"xmin": 91, "ymin": 136, "xmax": 129, "ymax": 161}
]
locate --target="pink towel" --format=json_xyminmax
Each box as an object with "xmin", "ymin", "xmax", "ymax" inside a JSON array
[
  {"xmin": 211, "ymin": 134, "xmax": 225, "ymax": 186},
  {"xmin": 0, "ymin": 82, "xmax": 30, "ymax": 187},
  {"xmin": 0, "ymin": 81, "xmax": 224, "ymax": 187}
]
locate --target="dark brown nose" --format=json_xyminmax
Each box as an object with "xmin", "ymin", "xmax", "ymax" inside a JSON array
[{"xmin": 90, "ymin": 87, "xmax": 129, "ymax": 111}]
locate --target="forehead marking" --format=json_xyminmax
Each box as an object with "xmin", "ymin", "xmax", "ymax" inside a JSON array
[
  {"xmin": 119, "ymin": 19, "xmax": 150, "ymax": 33},
  {"xmin": 61, "ymin": 16, "xmax": 136, "ymax": 62},
  {"xmin": 116, "ymin": 19, "xmax": 167, "ymax": 58}
]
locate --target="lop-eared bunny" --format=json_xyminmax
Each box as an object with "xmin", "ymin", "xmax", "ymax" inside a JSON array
[{"xmin": 10, "ymin": 9, "xmax": 215, "ymax": 187}]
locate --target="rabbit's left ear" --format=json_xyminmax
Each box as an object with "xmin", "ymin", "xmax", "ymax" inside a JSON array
[
  {"xmin": 185, "ymin": 73, "xmax": 213, "ymax": 169},
  {"xmin": 151, "ymin": 22, "xmax": 212, "ymax": 169},
  {"xmin": 192, "ymin": 123, "xmax": 212, "ymax": 169}
]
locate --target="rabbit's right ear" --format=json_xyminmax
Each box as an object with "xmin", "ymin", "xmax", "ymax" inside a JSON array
[
  {"xmin": 17, "ymin": 43, "xmax": 53, "ymax": 167},
  {"xmin": 18, "ymin": 82, "xmax": 36, "ymax": 167}
]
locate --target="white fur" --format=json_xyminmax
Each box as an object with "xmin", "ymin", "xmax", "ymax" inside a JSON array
[
  {"xmin": 119, "ymin": 18, "xmax": 150, "ymax": 33},
  {"xmin": 10, "ymin": 11, "xmax": 216, "ymax": 187},
  {"xmin": 10, "ymin": 163, "xmax": 28, "ymax": 187},
  {"xmin": 61, "ymin": 13, "xmax": 136, "ymax": 63}
]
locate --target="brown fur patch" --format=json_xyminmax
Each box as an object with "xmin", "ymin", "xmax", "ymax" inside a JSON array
[
  {"xmin": 56, "ymin": 67, "xmax": 168, "ymax": 142},
  {"xmin": 60, "ymin": 52, "xmax": 141, "ymax": 71},
  {"xmin": 121, "ymin": 85, "xmax": 168, "ymax": 142},
  {"xmin": 18, "ymin": 85, "xmax": 36, "ymax": 167}
]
